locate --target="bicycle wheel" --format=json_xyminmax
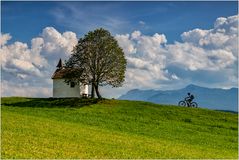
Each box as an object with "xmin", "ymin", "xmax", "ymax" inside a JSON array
[
  {"xmin": 178, "ymin": 101, "xmax": 187, "ymax": 107},
  {"xmin": 191, "ymin": 102, "xmax": 198, "ymax": 108}
]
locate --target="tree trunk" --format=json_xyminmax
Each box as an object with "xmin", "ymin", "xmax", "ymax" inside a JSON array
[
  {"xmin": 94, "ymin": 84, "xmax": 102, "ymax": 99},
  {"xmin": 91, "ymin": 82, "xmax": 95, "ymax": 98}
]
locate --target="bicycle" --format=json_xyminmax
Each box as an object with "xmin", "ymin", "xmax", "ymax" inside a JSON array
[{"xmin": 178, "ymin": 99, "xmax": 198, "ymax": 108}]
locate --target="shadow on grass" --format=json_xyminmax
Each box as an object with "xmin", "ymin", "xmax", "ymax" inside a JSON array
[{"xmin": 2, "ymin": 98, "xmax": 101, "ymax": 108}]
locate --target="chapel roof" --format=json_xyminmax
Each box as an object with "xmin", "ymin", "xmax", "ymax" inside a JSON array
[{"xmin": 51, "ymin": 68, "xmax": 83, "ymax": 79}]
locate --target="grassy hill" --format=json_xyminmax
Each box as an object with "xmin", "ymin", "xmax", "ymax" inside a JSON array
[{"xmin": 1, "ymin": 97, "xmax": 238, "ymax": 159}]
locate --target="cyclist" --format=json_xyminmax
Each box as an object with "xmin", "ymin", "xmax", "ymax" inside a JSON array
[{"xmin": 185, "ymin": 92, "xmax": 194, "ymax": 107}]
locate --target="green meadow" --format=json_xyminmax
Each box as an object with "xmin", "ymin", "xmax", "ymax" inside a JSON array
[{"xmin": 1, "ymin": 97, "xmax": 238, "ymax": 159}]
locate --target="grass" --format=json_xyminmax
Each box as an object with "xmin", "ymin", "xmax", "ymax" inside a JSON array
[{"xmin": 1, "ymin": 97, "xmax": 238, "ymax": 158}]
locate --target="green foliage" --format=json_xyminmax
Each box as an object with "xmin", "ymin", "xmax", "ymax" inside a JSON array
[
  {"xmin": 66, "ymin": 28, "xmax": 127, "ymax": 98},
  {"xmin": 1, "ymin": 97, "xmax": 238, "ymax": 159}
]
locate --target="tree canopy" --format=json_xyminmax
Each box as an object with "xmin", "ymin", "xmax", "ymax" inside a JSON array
[{"xmin": 65, "ymin": 28, "xmax": 127, "ymax": 98}]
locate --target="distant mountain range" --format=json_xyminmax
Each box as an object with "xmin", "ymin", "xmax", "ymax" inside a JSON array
[{"xmin": 119, "ymin": 84, "xmax": 238, "ymax": 112}]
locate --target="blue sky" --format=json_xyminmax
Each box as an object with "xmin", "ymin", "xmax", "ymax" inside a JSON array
[
  {"xmin": 1, "ymin": 1, "xmax": 238, "ymax": 98},
  {"xmin": 2, "ymin": 1, "xmax": 237, "ymax": 43}
]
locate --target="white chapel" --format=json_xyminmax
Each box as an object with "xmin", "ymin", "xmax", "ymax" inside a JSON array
[{"xmin": 51, "ymin": 59, "xmax": 89, "ymax": 98}]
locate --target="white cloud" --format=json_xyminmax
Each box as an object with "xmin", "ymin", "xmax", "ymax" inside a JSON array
[
  {"xmin": 131, "ymin": 30, "xmax": 141, "ymax": 40},
  {"xmin": 1, "ymin": 39, "xmax": 47, "ymax": 77},
  {"xmin": 0, "ymin": 33, "xmax": 11, "ymax": 46},
  {"xmin": 181, "ymin": 28, "xmax": 210, "ymax": 44},
  {"xmin": 116, "ymin": 31, "xmax": 171, "ymax": 91},
  {"xmin": 199, "ymin": 32, "xmax": 230, "ymax": 48},
  {"xmin": 1, "ymin": 27, "xmax": 78, "ymax": 97},
  {"xmin": 174, "ymin": 15, "xmax": 238, "ymax": 71},
  {"xmin": 11, "ymin": 59, "xmax": 43, "ymax": 77},
  {"xmin": 41, "ymin": 27, "xmax": 78, "ymax": 57},
  {"xmin": 214, "ymin": 15, "xmax": 238, "ymax": 35},
  {"xmin": 181, "ymin": 15, "xmax": 238, "ymax": 52},
  {"xmin": 214, "ymin": 17, "xmax": 227, "ymax": 28},
  {"xmin": 115, "ymin": 15, "xmax": 238, "ymax": 91},
  {"xmin": 166, "ymin": 42, "xmax": 236, "ymax": 71},
  {"xmin": 115, "ymin": 34, "xmax": 137, "ymax": 54}
]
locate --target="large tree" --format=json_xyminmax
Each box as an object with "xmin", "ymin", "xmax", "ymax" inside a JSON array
[{"xmin": 65, "ymin": 28, "xmax": 127, "ymax": 98}]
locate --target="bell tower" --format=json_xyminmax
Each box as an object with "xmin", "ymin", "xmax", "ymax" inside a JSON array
[{"xmin": 56, "ymin": 58, "xmax": 63, "ymax": 69}]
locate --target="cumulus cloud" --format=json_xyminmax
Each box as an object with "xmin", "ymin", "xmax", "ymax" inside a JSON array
[
  {"xmin": 116, "ymin": 30, "xmax": 173, "ymax": 91},
  {"xmin": 115, "ymin": 34, "xmax": 137, "ymax": 55},
  {"xmin": 181, "ymin": 15, "xmax": 237, "ymax": 52},
  {"xmin": 166, "ymin": 42, "xmax": 236, "ymax": 71},
  {"xmin": 1, "ymin": 40, "xmax": 47, "ymax": 77},
  {"xmin": 41, "ymin": 27, "xmax": 77, "ymax": 55},
  {"xmin": 115, "ymin": 15, "xmax": 238, "ymax": 92},
  {"xmin": 1, "ymin": 27, "xmax": 78, "ymax": 97},
  {"xmin": 175, "ymin": 15, "xmax": 238, "ymax": 71},
  {"xmin": 181, "ymin": 28, "xmax": 210, "ymax": 44}
]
